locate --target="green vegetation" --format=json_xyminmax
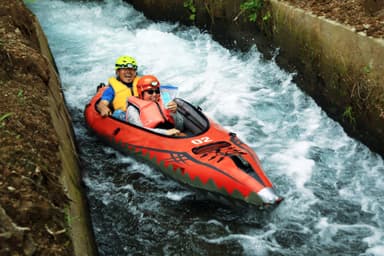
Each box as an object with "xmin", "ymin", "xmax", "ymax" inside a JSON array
[
  {"xmin": 0, "ymin": 112, "xmax": 13, "ymax": 128},
  {"xmin": 17, "ymin": 89, "xmax": 23, "ymax": 98},
  {"xmin": 262, "ymin": 10, "xmax": 271, "ymax": 21},
  {"xmin": 240, "ymin": 0, "xmax": 265, "ymax": 22},
  {"xmin": 16, "ymin": 89, "xmax": 25, "ymax": 104},
  {"xmin": 1, "ymin": 111, "xmax": 20, "ymax": 139},
  {"xmin": 342, "ymin": 106, "xmax": 356, "ymax": 125},
  {"xmin": 65, "ymin": 208, "xmax": 72, "ymax": 226},
  {"xmin": 363, "ymin": 64, "xmax": 372, "ymax": 74},
  {"xmin": 184, "ymin": 0, "xmax": 196, "ymax": 22}
]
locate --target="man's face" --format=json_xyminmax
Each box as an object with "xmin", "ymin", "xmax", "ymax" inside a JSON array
[{"xmin": 116, "ymin": 68, "xmax": 136, "ymax": 83}]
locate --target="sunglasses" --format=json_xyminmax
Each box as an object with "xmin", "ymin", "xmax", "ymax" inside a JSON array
[{"xmin": 145, "ymin": 88, "xmax": 160, "ymax": 95}]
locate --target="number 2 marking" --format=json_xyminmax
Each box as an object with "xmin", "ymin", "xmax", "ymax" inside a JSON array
[{"xmin": 191, "ymin": 137, "xmax": 212, "ymax": 145}]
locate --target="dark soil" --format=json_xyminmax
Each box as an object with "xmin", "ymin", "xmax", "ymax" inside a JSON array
[
  {"xmin": 0, "ymin": 0, "xmax": 383, "ymax": 255},
  {"xmin": 0, "ymin": 1, "xmax": 73, "ymax": 255},
  {"xmin": 283, "ymin": 0, "xmax": 384, "ymax": 38}
]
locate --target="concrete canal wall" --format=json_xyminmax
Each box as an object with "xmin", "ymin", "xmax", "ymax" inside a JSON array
[{"xmin": 30, "ymin": 7, "xmax": 98, "ymax": 256}]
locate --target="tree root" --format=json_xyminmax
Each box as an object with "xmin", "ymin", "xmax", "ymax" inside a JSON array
[
  {"xmin": 0, "ymin": 204, "xmax": 31, "ymax": 240},
  {"xmin": 0, "ymin": 204, "xmax": 36, "ymax": 255},
  {"xmin": 45, "ymin": 224, "xmax": 66, "ymax": 236}
]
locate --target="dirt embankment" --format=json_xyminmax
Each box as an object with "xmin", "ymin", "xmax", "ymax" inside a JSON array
[
  {"xmin": 284, "ymin": 0, "xmax": 384, "ymax": 38},
  {"xmin": 1, "ymin": 1, "xmax": 95, "ymax": 255}
]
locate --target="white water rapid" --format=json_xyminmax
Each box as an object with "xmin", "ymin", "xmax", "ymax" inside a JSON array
[{"xmin": 28, "ymin": 1, "xmax": 384, "ymax": 255}]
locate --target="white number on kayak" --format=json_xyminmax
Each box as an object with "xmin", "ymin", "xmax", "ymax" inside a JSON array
[{"xmin": 191, "ymin": 137, "xmax": 212, "ymax": 144}]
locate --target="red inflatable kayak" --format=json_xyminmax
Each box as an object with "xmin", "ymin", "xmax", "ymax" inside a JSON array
[{"xmin": 84, "ymin": 86, "xmax": 282, "ymax": 208}]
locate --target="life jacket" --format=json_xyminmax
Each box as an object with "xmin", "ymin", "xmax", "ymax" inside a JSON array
[
  {"xmin": 109, "ymin": 76, "xmax": 140, "ymax": 111},
  {"xmin": 127, "ymin": 96, "xmax": 175, "ymax": 128}
]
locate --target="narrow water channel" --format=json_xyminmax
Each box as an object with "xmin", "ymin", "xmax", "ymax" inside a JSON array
[{"xmin": 28, "ymin": 1, "xmax": 384, "ymax": 255}]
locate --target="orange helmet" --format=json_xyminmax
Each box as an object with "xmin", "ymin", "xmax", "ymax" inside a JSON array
[{"xmin": 137, "ymin": 75, "xmax": 160, "ymax": 98}]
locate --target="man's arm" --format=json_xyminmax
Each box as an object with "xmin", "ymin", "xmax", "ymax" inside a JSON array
[
  {"xmin": 97, "ymin": 87, "xmax": 114, "ymax": 117},
  {"xmin": 97, "ymin": 100, "xmax": 111, "ymax": 117}
]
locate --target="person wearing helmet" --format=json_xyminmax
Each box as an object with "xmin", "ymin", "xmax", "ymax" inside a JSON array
[
  {"xmin": 126, "ymin": 75, "xmax": 184, "ymax": 136},
  {"xmin": 97, "ymin": 55, "xmax": 141, "ymax": 119}
]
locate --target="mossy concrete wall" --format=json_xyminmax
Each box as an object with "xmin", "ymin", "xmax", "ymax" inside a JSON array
[
  {"xmin": 34, "ymin": 22, "xmax": 97, "ymax": 256},
  {"xmin": 269, "ymin": 0, "xmax": 384, "ymax": 156},
  {"xmin": 126, "ymin": 0, "xmax": 384, "ymax": 157}
]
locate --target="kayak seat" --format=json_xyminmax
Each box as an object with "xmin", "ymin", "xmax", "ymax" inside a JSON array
[{"xmin": 174, "ymin": 98, "xmax": 209, "ymax": 136}]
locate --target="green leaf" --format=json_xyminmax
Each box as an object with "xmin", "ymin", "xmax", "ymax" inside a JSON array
[
  {"xmin": 249, "ymin": 13, "xmax": 257, "ymax": 22},
  {"xmin": 0, "ymin": 112, "xmax": 14, "ymax": 122}
]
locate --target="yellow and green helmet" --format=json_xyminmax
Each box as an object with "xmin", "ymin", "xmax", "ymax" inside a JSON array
[{"xmin": 115, "ymin": 55, "xmax": 138, "ymax": 70}]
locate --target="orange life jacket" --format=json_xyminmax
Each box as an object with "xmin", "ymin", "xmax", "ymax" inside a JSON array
[
  {"xmin": 128, "ymin": 96, "xmax": 175, "ymax": 128},
  {"xmin": 109, "ymin": 76, "xmax": 140, "ymax": 111}
]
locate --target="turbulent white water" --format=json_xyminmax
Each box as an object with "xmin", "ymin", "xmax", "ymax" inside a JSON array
[{"xmin": 28, "ymin": 0, "xmax": 384, "ymax": 255}]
